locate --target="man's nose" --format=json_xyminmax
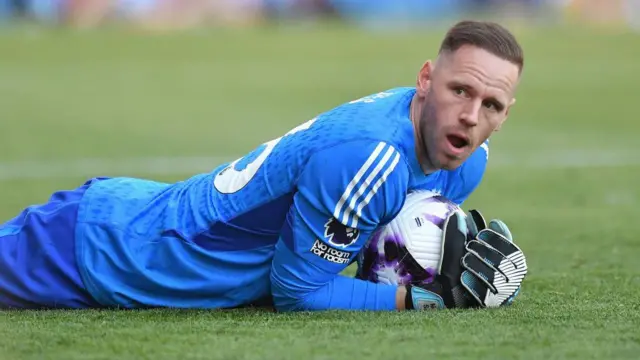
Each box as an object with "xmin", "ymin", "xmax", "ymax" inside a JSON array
[{"xmin": 460, "ymin": 101, "xmax": 481, "ymax": 127}]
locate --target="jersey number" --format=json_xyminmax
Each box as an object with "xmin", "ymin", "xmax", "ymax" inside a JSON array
[{"xmin": 214, "ymin": 118, "xmax": 317, "ymax": 194}]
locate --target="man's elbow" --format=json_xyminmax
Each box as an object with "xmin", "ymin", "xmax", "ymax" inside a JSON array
[{"xmin": 269, "ymin": 272, "xmax": 309, "ymax": 312}]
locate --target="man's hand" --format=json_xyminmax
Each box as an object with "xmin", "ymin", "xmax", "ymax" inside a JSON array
[
  {"xmin": 403, "ymin": 210, "xmax": 527, "ymax": 310},
  {"xmin": 465, "ymin": 209, "xmax": 522, "ymax": 306}
]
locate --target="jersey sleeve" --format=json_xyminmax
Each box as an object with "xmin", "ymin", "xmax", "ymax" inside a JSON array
[
  {"xmin": 445, "ymin": 140, "xmax": 489, "ymax": 205},
  {"xmin": 270, "ymin": 140, "xmax": 410, "ymax": 312}
]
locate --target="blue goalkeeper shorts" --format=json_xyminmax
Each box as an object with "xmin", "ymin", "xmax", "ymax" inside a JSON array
[{"xmin": 0, "ymin": 178, "xmax": 105, "ymax": 309}]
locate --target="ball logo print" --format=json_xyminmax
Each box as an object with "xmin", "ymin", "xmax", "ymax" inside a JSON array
[
  {"xmin": 323, "ymin": 218, "xmax": 360, "ymax": 248},
  {"xmin": 357, "ymin": 190, "xmax": 461, "ymax": 284}
]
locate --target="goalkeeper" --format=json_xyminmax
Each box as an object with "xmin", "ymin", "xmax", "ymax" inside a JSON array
[{"xmin": 0, "ymin": 20, "xmax": 527, "ymax": 311}]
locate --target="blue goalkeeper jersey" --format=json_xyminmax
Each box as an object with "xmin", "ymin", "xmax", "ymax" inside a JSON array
[{"xmin": 75, "ymin": 87, "xmax": 489, "ymax": 311}]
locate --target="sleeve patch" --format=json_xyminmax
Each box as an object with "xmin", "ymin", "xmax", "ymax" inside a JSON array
[
  {"xmin": 323, "ymin": 217, "xmax": 360, "ymax": 248},
  {"xmin": 310, "ymin": 239, "xmax": 353, "ymax": 265}
]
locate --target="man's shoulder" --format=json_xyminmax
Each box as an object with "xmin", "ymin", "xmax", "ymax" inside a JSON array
[
  {"xmin": 309, "ymin": 139, "xmax": 410, "ymax": 177},
  {"xmin": 344, "ymin": 87, "xmax": 416, "ymax": 106},
  {"xmin": 318, "ymin": 87, "xmax": 415, "ymax": 120},
  {"xmin": 302, "ymin": 87, "xmax": 416, "ymax": 151}
]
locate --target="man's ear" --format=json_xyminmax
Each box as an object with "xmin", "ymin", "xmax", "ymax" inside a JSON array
[
  {"xmin": 495, "ymin": 98, "xmax": 516, "ymax": 132},
  {"xmin": 415, "ymin": 60, "xmax": 433, "ymax": 98}
]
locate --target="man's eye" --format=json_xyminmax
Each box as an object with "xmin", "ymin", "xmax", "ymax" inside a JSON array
[
  {"xmin": 483, "ymin": 101, "xmax": 502, "ymax": 112},
  {"xmin": 454, "ymin": 88, "xmax": 467, "ymax": 96}
]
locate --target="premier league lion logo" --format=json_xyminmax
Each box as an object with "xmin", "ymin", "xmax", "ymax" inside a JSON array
[{"xmin": 323, "ymin": 218, "xmax": 360, "ymax": 248}]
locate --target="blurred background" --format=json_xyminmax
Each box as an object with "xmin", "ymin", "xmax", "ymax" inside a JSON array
[
  {"xmin": 0, "ymin": 0, "xmax": 639, "ymax": 30},
  {"xmin": 0, "ymin": 1, "xmax": 638, "ymax": 219},
  {"xmin": 0, "ymin": 2, "xmax": 639, "ymax": 357}
]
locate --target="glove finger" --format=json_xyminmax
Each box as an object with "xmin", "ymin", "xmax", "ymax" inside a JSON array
[
  {"xmin": 488, "ymin": 219, "xmax": 513, "ymax": 243},
  {"xmin": 466, "ymin": 240, "xmax": 528, "ymax": 308},
  {"xmin": 489, "ymin": 218, "xmax": 522, "ymax": 304},
  {"xmin": 460, "ymin": 270, "xmax": 489, "ymax": 307},
  {"xmin": 461, "ymin": 250, "xmax": 499, "ymax": 294},
  {"xmin": 467, "ymin": 209, "xmax": 487, "ymax": 236},
  {"xmin": 465, "ymin": 213, "xmax": 479, "ymax": 239},
  {"xmin": 477, "ymin": 229, "xmax": 522, "ymax": 259},
  {"xmin": 466, "ymin": 239, "xmax": 509, "ymax": 281},
  {"xmin": 474, "ymin": 231, "xmax": 527, "ymax": 282}
]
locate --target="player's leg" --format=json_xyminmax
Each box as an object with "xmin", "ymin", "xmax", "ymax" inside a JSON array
[{"xmin": 0, "ymin": 180, "xmax": 105, "ymax": 309}]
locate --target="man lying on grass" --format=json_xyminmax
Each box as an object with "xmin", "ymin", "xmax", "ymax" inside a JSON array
[{"xmin": 0, "ymin": 20, "xmax": 527, "ymax": 312}]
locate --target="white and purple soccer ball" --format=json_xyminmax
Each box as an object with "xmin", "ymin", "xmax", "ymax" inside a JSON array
[{"xmin": 357, "ymin": 190, "xmax": 465, "ymax": 286}]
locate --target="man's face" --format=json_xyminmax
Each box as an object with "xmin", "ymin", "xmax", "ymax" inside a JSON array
[{"xmin": 415, "ymin": 45, "xmax": 520, "ymax": 171}]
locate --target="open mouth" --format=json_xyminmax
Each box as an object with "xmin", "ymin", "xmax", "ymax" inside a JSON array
[{"xmin": 446, "ymin": 134, "xmax": 469, "ymax": 149}]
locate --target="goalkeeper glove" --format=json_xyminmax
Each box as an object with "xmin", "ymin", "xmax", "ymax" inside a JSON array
[
  {"xmin": 405, "ymin": 210, "xmax": 527, "ymax": 310},
  {"xmin": 465, "ymin": 209, "xmax": 522, "ymax": 305}
]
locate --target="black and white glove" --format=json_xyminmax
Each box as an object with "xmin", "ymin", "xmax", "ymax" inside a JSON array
[
  {"xmin": 405, "ymin": 210, "xmax": 528, "ymax": 310},
  {"xmin": 465, "ymin": 209, "xmax": 523, "ymax": 306}
]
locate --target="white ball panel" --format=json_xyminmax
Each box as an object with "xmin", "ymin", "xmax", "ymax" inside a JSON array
[
  {"xmin": 359, "ymin": 190, "xmax": 464, "ymax": 286},
  {"xmin": 388, "ymin": 191, "xmax": 460, "ymax": 271}
]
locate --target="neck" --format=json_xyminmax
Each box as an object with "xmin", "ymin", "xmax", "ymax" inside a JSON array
[{"xmin": 409, "ymin": 94, "xmax": 436, "ymax": 175}]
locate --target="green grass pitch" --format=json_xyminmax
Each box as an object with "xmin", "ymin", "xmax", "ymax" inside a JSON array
[{"xmin": 0, "ymin": 23, "xmax": 639, "ymax": 359}]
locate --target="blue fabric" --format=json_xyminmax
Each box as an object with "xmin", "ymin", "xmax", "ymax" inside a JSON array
[
  {"xmin": 72, "ymin": 87, "xmax": 488, "ymax": 311},
  {"xmin": 0, "ymin": 178, "xmax": 104, "ymax": 309}
]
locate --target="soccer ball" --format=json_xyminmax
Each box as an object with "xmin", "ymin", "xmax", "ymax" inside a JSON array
[{"xmin": 356, "ymin": 190, "xmax": 465, "ymax": 286}]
